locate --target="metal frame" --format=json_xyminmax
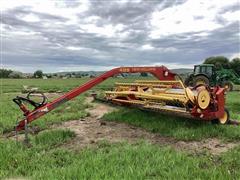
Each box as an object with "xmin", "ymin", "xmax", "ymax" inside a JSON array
[{"xmin": 13, "ymin": 66, "xmax": 175, "ymax": 131}]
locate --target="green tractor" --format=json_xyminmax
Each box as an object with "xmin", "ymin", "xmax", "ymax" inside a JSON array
[{"xmin": 185, "ymin": 64, "xmax": 240, "ymax": 91}]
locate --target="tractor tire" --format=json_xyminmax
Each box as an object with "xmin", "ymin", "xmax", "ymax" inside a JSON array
[
  {"xmin": 193, "ymin": 75, "xmax": 210, "ymax": 87},
  {"xmin": 212, "ymin": 108, "xmax": 230, "ymax": 125},
  {"xmin": 184, "ymin": 76, "xmax": 192, "ymax": 86},
  {"xmin": 222, "ymin": 81, "xmax": 233, "ymax": 91}
]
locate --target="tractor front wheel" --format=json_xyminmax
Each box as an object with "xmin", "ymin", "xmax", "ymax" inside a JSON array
[
  {"xmin": 184, "ymin": 76, "xmax": 192, "ymax": 86},
  {"xmin": 193, "ymin": 75, "xmax": 210, "ymax": 86}
]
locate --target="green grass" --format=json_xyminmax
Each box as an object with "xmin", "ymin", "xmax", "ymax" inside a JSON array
[
  {"xmin": 226, "ymin": 91, "xmax": 240, "ymax": 120},
  {"xmin": 0, "ymin": 93, "xmax": 89, "ymax": 134},
  {"xmin": 0, "ymin": 138, "xmax": 239, "ymax": 180},
  {"xmin": 104, "ymin": 108, "xmax": 240, "ymax": 141},
  {"xmin": 0, "ymin": 129, "xmax": 75, "ymax": 178},
  {"xmin": 103, "ymin": 92, "xmax": 240, "ymax": 141},
  {"xmin": 0, "ymin": 78, "xmax": 240, "ymax": 179},
  {"xmin": 1, "ymin": 77, "xmax": 148, "ymax": 93},
  {"xmin": 0, "ymin": 77, "xmax": 150, "ymax": 133}
]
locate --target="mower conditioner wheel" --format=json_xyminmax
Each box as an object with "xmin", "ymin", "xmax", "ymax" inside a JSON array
[
  {"xmin": 212, "ymin": 108, "xmax": 230, "ymax": 125},
  {"xmin": 222, "ymin": 81, "xmax": 233, "ymax": 92}
]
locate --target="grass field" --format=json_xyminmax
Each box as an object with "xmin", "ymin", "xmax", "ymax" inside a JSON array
[
  {"xmin": 104, "ymin": 91, "xmax": 240, "ymax": 141},
  {"xmin": 0, "ymin": 78, "xmax": 239, "ymax": 179}
]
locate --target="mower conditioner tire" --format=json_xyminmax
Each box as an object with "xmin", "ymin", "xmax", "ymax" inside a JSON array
[
  {"xmin": 222, "ymin": 81, "xmax": 233, "ymax": 92},
  {"xmin": 212, "ymin": 108, "xmax": 230, "ymax": 125}
]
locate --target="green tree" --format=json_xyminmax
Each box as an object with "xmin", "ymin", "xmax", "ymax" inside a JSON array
[
  {"xmin": 0, "ymin": 69, "xmax": 13, "ymax": 78},
  {"xmin": 33, "ymin": 70, "xmax": 43, "ymax": 78},
  {"xmin": 8, "ymin": 71, "xmax": 23, "ymax": 78},
  {"xmin": 230, "ymin": 57, "xmax": 240, "ymax": 76},
  {"xmin": 204, "ymin": 56, "xmax": 230, "ymax": 70}
]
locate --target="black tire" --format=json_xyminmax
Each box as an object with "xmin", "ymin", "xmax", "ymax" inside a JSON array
[
  {"xmin": 211, "ymin": 108, "xmax": 230, "ymax": 125},
  {"xmin": 184, "ymin": 76, "xmax": 192, "ymax": 86},
  {"xmin": 221, "ymin": 81, "xmax": 233, "ymax": 92},
  {"xmin": 193, "ymin": 75, "xmax": 210, "ymax": 87}
]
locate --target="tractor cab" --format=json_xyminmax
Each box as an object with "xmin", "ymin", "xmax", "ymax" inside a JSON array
[
  {"xmin": 185, "ymin": 64, "xmax": 216, "ymax": 87},
  {"xmin": 186, "ymin": 63, "xmax": 236, "ymax": 91},
  {"xmin": 193, "ymin": 64, "xmax": 215, "ymax": 78}
]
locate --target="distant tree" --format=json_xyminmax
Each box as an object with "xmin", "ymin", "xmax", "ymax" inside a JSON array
[
  {"xmin": 204, "ymin": 56, "xmax": 230, "ymax": 70},
  {"xmin": 75, "ymin": 74, "xmax": 82, "ymax": 78},
  {"xmin": 230, "ymin": 57, "xmax": 240, "ymax": 76},
  {"xmin": 33, "ymin": 70, "xmax": 43, "ymax": 78},
  {"xmin": 0, "ymin": 69, "xmax": 13, "ymax": 78},
  {"xmin": 8, "ymin": 71, "xmax": 23, "ymax": 78},
  {"xmin": 46, "ymin": 74, "xmax": 52, "ymax": 78},
  {"xmin": 140, "ymin": 72, "xmax": 148, "ymax": 77}
]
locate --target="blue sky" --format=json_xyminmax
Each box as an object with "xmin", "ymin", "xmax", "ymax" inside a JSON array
[{"xmin": 1, "ymin": 0, "xmax": 240, "ymax": 73}]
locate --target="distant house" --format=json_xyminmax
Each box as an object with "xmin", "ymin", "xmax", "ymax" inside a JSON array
[{"xmin": 42, "ymin": 76, "xmax": 48, "ymax": 79}]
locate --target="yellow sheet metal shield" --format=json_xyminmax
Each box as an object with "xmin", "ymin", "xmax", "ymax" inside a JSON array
[
  {"xmin": 185, "ymin": 87, "xmax": 195, "ymax": 103},
  {"xmin": 197, "ymin": 89, "xmax": 210, "ymax": 109}
]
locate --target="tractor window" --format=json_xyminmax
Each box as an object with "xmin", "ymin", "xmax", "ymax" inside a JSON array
[
  {"xmin": 201, "ymin": 66, "xmax": 207, "ymax": 73},
  {"xmin": 195, "ymin": 66, "xmax": 200, "ymax": 73},
  {"xmin": 206, "ymin": 66, "xmax": 213, "ymax": 75}
]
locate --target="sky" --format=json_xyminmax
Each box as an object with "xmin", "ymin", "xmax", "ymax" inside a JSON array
[{"xmin": 1, "ymin": 0, "xmax": 240, "ymax": 73}]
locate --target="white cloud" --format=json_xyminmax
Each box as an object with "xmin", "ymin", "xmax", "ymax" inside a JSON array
[
  {"xmin": 141, "ymin": 44, "xmax": 154, "ymax": 50},
  {"xmin": 21, "ymin": 14, "xmax": 40, "ymax": 22},
  {"xmin": 141, "ymin": 45, "xmax": 178, "ymax": 52},
  {"xmin": 230, "ymin": 53, "xmax": 240, "ymax": 59},
  {"xmin": 81, "ymin": 23, "xmax": 127, "ymax": 38},
  {"xmin": 150, "ymin": 0, "xmax": 239, "ymax": 39},
  {"xmin": 151, "ymin": 62, "xmax": 195, "ymax": 69},
  {"xmin": 66, "ymin": 46, "xmax": 84, "ymax": 51},
  {"xmin": 1, "ymin": 0, "xmax": 239, "ymax": 72},
  {"xmin": 222, "ymin": 11, "xmax": 240, "ymax": 21},
  {"xmin": 1, "ymin": 0, "xmax": 90, "ymax": 25}
]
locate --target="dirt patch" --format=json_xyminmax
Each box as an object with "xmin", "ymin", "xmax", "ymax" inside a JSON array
[
  {"xmin": 54, "ymin": 97, "xmax": 239, "ymax": 155},
  {"xmin": 44, "ymin": 92, "xmax": 64, "ymax": 99},
  {"xmin": 3, "ymin": 96, "xmax": 239, "ymax": 155},
  {"xmin": 154, "ymin": 137, "xmax": 238, "ymax": 155},
  {"xmin": 85, "ymin": 97, "xmax": 115, "ymax": 119}
]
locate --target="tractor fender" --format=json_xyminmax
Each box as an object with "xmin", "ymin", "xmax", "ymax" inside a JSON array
[
  {"xmin": 193, "ymin": 73, "xmax": 210, "ymax": 79},
  {"xmin": 192, "ymin": 74, "xmax": 210, "ymax": 86}
]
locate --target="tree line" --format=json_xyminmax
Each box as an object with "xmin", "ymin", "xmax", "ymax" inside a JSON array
[
  {"xmin": 1, "ymin": 56, "xmax": 240, "ymax": 78},
  {"xmin": 203, "ymin": 56, "xmax": 240, "ymax": 75},
  {"xmin": 0, "ymin": 69, "xmax": 89, "ymax": 79}
]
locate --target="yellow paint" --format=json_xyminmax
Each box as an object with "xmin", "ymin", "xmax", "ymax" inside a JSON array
[
  {"xmin": 219, "ymin": 111, "xmax": 228, "ymax": 124},
  {"xmin": 197, "ymin": 89, "xmax": 210, "ymax": 109}
]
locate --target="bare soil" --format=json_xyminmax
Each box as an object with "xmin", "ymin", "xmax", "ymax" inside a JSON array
[{"xmin": 55, "ymin": 97, "xmax": 239, "ymax": 155}]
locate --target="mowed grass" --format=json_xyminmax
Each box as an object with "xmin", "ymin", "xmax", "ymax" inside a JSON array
[{"xmin": 0, "ymin": 78, "xmax": 240, "ymax": 179}]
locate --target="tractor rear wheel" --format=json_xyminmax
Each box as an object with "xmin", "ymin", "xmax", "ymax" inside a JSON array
[
  {"xmin": 222, "ymin": 81, "xmax": 233, "ymax": 91},
  {"xmin": 193, "ymin": 75, "xmax": 210, "ymax": 87},
  {"xmin": 184, "ymin": 76, "xmax": 192, "ymax": 86}
]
